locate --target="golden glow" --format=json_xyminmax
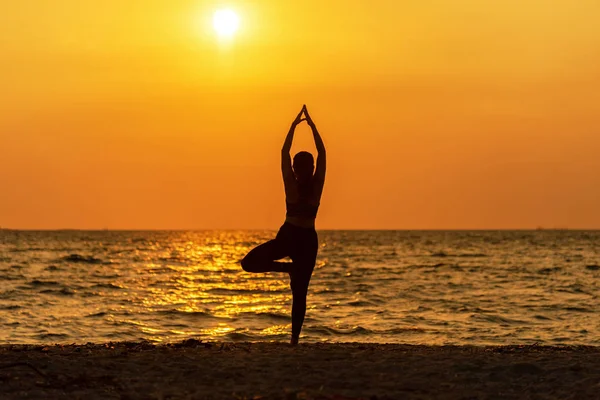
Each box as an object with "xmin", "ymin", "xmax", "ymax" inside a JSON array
[
  {"xmin": 3, "ymin": 1, "xmax": 600, "ymax": 229},
  {"xmin": 126, "ymin": 234, "xmax": 292, "ymax": 341},
  {"xmin": 213, "ymin": 8, "xmax": 240, "ymax": 38}
]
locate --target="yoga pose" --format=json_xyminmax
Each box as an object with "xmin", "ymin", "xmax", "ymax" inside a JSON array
[{"xmin": 241, "ymin": 105, "xmax": 326, "ymax": 345}]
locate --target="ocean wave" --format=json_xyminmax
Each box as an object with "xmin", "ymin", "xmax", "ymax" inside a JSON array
[
  {"xmin": 86, "ymin": 311, "xmax": 108, "ymax": 318},
  {"xmin": 354, "ymin": 283, "xmax": 375, "ymax": 291},
  {"xmin": 384, "ymin": 327, "xmax": 427, "ymax": 334},
  {"xmin": 307, "ymin": 325, "xmax": 372, "ymax": 336},
  {"xmin": 253, "ymin": 312, "xmax": 290, "ymax": 321},
  {"xmin": 469, "ymin": 313, "xmax": 528, "ymax": 325},
  {"xmin": 0, "ymin": 304, "xmax": 22, "ymax": 310},
  {"xmin": 155, "ymin": 309, "xmax": 212, "ymax": 317},
  {"xmin": 556, "ymin": 284, "xmax": 589, "ymax": 294},
  {"xmin": 90, "ymin": 283, "xmax": 123, "ymax": 290},
  {"xmin": 28, "ymin": 279, "xmax": 61, "ymax": 286},
  {"xmin": 91, "ymin": 273, "xmax": 122, "ymax": 279},
  {"xmin": 9, "ymin": 247, "xmax": 51, "ymax": 253},
  {"xmin": 430, "ymin": 251, "xmax": 488, "ymax": 258},
  {"xmin": 225, "ymin": 331, "xmax": 257, "ymax": 341},
  {"xmin": 60, "ymin": 254, "xmax": 107, "ymax": 264},
  {"xmin": 538, "ymin": 267, "xmax": 563, "ymax": 274},
  {"xmin": 0, "ymin": 290, "xmax": 21, "ymax": 299},
  {"xmin": 347, "ymin": 300, "xmax": 380, "ymax": 307},
  {"xmin": 206, "ymin": 287, "xmax": 287, "ymax": 295},
  {"xmin": 147, "ymin": 267, "xmax": 181, "ymax": 275},
  {"xmin": 39, "ymin": 288, "xmax": 75, "ymax": 296},
  {"xmin": 409, "ymin": 263, "xmax": 460, "ymax": 269},
  {"xmin": 37, "ymin": 333, "xmax": 70, "ymax": 340},
  {"xmin": 563, "ymin": 307, "xmax": 593, "ymax": 313},
  {"xmin": 0, "ymin": 273, "xmax": 25, "ymax": 281},
  {"xmin": 312, "ymin": 288, "xmax": 340, "ymax": 294},
  {"xmin": 220, "ymin": 311, "xmax": 290, "ymax": 322},
  {"xmin": 157, "ymin": 256, "xmax": 191, "ymax": 265}
]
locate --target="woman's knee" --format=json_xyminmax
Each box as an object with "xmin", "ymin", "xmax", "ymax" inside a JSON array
[
  {"xmin": 240, "ymin": 254, "xmax": 253, "ymax": 272},
  {"xmin": 291, "ymin": 279, "xmax": 309, "ymax": 297}
]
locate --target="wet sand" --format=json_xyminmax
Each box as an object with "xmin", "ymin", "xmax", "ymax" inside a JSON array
[{"xmin": 1, "ymin": 341, "xmax": 599, "ymax": 399}]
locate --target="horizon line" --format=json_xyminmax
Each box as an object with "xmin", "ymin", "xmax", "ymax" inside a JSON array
[{"xmin": 0, "ymin": 227, "xmax": 593, "ymax": 232}]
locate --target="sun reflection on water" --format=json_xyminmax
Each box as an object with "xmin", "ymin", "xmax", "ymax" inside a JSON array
[
  {"xmin": 129, "ymin": 232, "xmax": 294, "ymax": 342},
  {"xmin": 3, "ymin": 230, "xmax": 600, "ymax": 345}
]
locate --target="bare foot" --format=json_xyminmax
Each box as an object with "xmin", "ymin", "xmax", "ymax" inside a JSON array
[{"xmin": 290, "ymin": 337, "xmax": 299, "ymax": 346}]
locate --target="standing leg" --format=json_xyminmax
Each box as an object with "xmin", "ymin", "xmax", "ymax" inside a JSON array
[
  {"xmin": 289, "ymin": 230, "xmax": 318, "ymax": 344},
  {"xmin": 241, "ymin": 239, "xmax": 291, "ymax": 273},
  {"xmin": 289, "ymin": 261, "xmax": 315, "ymax": 344}
]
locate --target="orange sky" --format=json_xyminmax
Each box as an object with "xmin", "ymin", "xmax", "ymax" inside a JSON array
[{"xmin": 2, "ymin": 0, "xmax": 600, "ymax": 229}]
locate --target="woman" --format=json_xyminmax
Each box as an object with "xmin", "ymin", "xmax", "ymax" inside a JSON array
[{"xmin": 241, "ymin": 104, "xmax": 326, "ymax": 345}]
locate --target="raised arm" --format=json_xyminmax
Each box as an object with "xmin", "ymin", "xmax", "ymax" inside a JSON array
[
  {"xmin": 282, "ymin": 108, "xmax": 305, "ymax": 190},
  {"xmin": 303, "ymin": 106, "xmax": 326, "ymax": 183}
]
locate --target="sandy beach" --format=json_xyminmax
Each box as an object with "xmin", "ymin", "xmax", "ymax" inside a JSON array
[{"xmin": 1, "ymin": 341, "xmax": 599, "ymax": 399}]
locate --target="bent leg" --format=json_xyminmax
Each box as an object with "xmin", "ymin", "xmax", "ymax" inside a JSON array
[{"xmin": 241, "ymin": 239, "xmax": 291, "ymax": 273}]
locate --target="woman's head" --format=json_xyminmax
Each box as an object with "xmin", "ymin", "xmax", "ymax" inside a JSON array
[{"xmin": 293, "ymin": 151, "xmax": 314, "ymax": 182}]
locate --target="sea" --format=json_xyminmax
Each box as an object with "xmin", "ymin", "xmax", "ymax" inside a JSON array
[{"xmin": 0, "ymin": 230, "xmax": 599, "ymax": 346}]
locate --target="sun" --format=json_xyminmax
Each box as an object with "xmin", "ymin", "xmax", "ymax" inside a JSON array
[{"xmin": 213, "ymin": 9, "xmax": 240, "ymax": 38}]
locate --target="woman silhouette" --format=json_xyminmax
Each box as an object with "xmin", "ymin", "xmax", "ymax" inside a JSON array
[{"xmin": 241, "ymin": 105, "xmax": 326, "ymax": 345}]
